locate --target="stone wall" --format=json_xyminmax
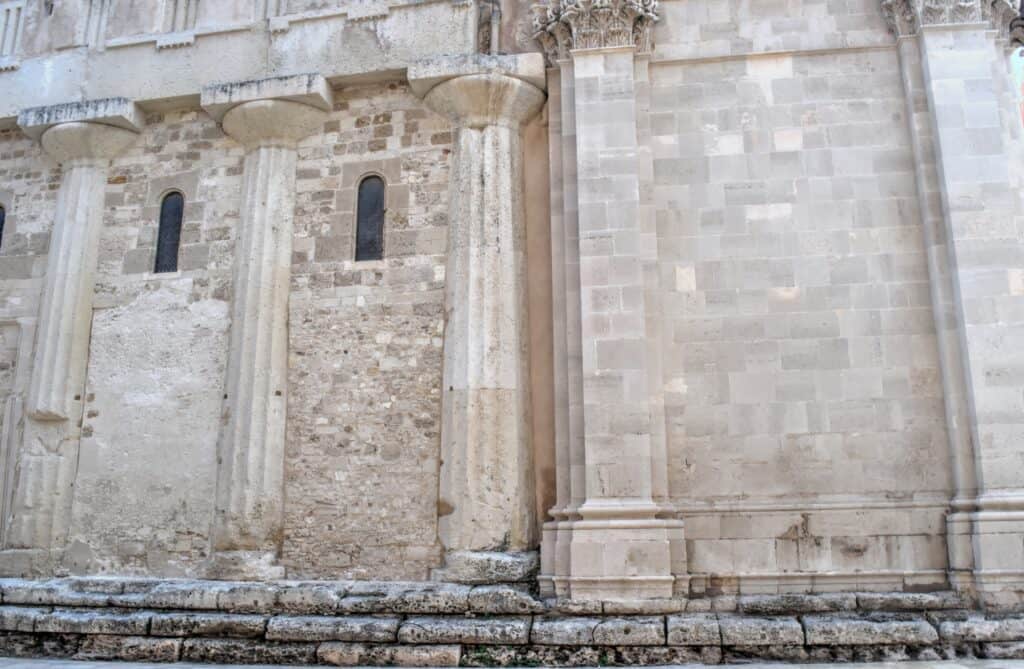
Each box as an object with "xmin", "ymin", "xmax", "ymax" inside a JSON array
[
  {"xmin": 651, "ymin": 45, "xmax": 951, "ymax": 588},
  {"xmin": 59, "ymin": 109, "xmax": 242, "ymax": 576},
  {"xmin": 284, "ymin": 82, "xmax": 452, "ymax": 580},
  {"xmin": 0, "ymin": 88, "xmax": 455, "ymax": 580}
]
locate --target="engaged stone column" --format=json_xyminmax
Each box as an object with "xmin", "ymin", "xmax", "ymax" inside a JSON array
[
  {"xmin": 534, "ymin": 0, "xmax": 679, "ymax": 600},
  {"xmin": 409, "ymin": 55, "xmax": 546, "ymax": 583},
  {"xmin": 1, "ymin": 100, "xmax": 141, "ymax": 571},
  {"xmin": 201, "ymin": 75, "xmax": 330, "ymax": 580},
  {"xmin": 883, "ymin": 0, "xmax": 1024, "ymax": 608}
]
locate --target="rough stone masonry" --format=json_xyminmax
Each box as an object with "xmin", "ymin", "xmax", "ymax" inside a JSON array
[{"xmin": 0, "ymin": 0, "xmax": 1023, "ymax": 664}]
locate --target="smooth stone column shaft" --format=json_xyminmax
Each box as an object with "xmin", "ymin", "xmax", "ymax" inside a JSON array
[
  {"xmin": 211, "ymin": 99, "xmax": 325, "ymax": 577},
  {"xmin": 4, "ymin": 122, "xmax": 137, "ymax": 558},
  {"xmin": 423, "ymin": 73, "xmax": 545, "ymax": 564}
]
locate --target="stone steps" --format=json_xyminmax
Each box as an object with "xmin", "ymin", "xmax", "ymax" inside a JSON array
[{"xmin": 0, "ymin": 578, "xmax": 1021, "ymax": 665}]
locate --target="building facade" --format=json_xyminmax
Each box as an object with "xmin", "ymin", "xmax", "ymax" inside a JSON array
[{"xmin": 0, "ymin": 0, "xmax": 1023, "ymax": 626}]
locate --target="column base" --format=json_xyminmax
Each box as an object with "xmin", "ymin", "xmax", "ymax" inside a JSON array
[
  {"xmin": 206, "ymin": 550, "xmax": 285, "ymax": 581},
  {"xmin": 432, "ymin": 550, "xmax": 539, "ymax": 585},
  {"xmin": 569, "ymin": 516, "xmax": 677, "ymax": 600},
  {"xmin": 0, "ymin": 548, "xmax": 51, "ymax": 577},
  {"xmin": 947, "ymin": 496, "xmax": 1024, "ymax": 611}
]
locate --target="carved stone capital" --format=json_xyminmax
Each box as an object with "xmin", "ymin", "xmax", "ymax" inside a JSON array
[
  {"xmin": 881, "ymin": 0, "xmax": 919, "ymax": 37},
  {"xmin": 38, "ymin": 122, "xmax": 139, "ymax": 167},
  {"xmin": 881, "ymin": 0, "xmax": 1024, "ymax": 44},
  {"xmin": 409, "ymin": 54, "xmax": 546, "ymax": 129},
  {"xmin": 220, "ymin": 99, "xmax": 328, "ymax": 149},
  {"xmin": 531, "ymin": 0, "xmax": 659, "ymax": 62}
]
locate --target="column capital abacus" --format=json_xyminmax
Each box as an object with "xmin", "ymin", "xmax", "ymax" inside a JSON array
[{"xmin": 531, "ymin": 0, "xmax": 659, "ymax": 63}]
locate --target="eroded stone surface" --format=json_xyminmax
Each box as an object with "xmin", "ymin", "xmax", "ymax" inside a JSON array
[
  {"xmin": 719, "ymin": 616, "xmax": 804, "ymax": 646},
  {"xmin": 318, "ymin": 642, "xmax": 462, "ymax": 667},
  {"xmin": 939, "ymin": 616, "xmax": 1024, "ymax": 642},
  {"xmin": 397, "ymin": 615, "xmax": 531, "ymax": 644},
  {"xmin": 666, "ymin": 613, "xmax": 720, "ymax": 646},
  {"xmin": 531, "ymin": 617, "xmax": 599, "ymax": 645},
  {"xmin": 265, "ymin": 615, "xmax": 399, "ymax": 642},
  {"xmin": 592, "ymin": 617, "xmax": 665, "ymax": 646},
  {"xmin": 803, "ymin": 615, "xmax": 939, "ymax": 645},
  {"xmin": 149, "ymin": 612, "xmax": 268, "ymax": 638}
]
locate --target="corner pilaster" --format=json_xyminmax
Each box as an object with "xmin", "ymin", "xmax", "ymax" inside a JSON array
[
  {"xmin": 534, "ymin": 0, "xmax": 684, "ymax": 601},
  {"xmin": 885, "ymin": 0, "xmax": 1024, "ymax": 609},
  {"xmin": 201, "ymin": 75, "xmax": 331, "ymax": 580}
]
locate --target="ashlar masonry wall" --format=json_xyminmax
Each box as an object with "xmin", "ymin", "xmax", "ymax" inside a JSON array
[{"xmin": 649, "ymin": 0, "xmax": 952, "ymax": 591}]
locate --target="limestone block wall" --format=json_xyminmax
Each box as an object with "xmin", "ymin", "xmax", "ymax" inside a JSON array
[
  {"xmin": 285, "ymin": 82, "xmax": 452, "ymax": 580},
  {"xmin": 648, "ymin": 0, "xmax": 952, "ymax": 590}
]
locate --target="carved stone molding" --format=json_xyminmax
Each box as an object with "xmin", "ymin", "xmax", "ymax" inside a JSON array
[
  {"xmin": 531, "ymin": 0, "xmax": 658, "ymax": 62},
  {"xmin": 880, "ymin": 0, "xmax": 919, "ymax": 36},
  {"xmin": 882, "ymin": 0, "xmax": 1024, "ymax": 43}
]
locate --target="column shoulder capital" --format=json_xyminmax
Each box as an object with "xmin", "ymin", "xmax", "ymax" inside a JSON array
[
  {"xmin": 882, "ymin": 0, "xmax": 1024, "ymax": 44},
  {"xmin": 201, "ymin": 74, "xmax": 332, "ymax": 148},
  {"xmin": 409, "ymin": 54, "xmax": 546, "ymax": 128},
  {"xmin": 531, "ymin": 0, "xmax": 659, "ymax": 62},
  {"xmin": 37, "ymin": 122, "xmax": 140, "ymax": 166},
  {"xmin": 17, "ymin": 97, "xmax": 144, "ymax": 164}
]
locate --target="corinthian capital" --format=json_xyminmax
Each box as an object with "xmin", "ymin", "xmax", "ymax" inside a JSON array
[
  {"xmin": 881, "ymin": 0, "xmax": 1024, "ymax": 44},
  {"xmin": 532, "ymin": 0, "xmax": 659, "ymax": 62}
]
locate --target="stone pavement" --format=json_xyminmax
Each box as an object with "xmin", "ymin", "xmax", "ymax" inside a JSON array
[{"xmin": 2, "ymin": 658, "xmax": 1024, "ymax": 669}]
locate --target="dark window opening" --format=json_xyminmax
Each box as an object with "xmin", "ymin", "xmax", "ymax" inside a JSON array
[
  {"xmin": 0, "ymin": 205, "xmax": 5, "ymax": 251},
  {"xmin": 355, "ymin": 175, "xmax": 385, "ymax": 261},
  {"xmin": 155, "ymin": 191, "xmax": 184, "ymax": 273}
]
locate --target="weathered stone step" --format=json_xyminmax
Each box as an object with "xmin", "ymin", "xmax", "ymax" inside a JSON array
[{"xmin": 0, "ymin": 578, "xmax": 1020, "ymax": 665}]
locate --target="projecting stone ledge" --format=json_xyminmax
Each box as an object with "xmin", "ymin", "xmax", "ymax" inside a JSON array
[{"xmin": 0, "ymin": 577, "xmax": 1022, "ymax": 665}]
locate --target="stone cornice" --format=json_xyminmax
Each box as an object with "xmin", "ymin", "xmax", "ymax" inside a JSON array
[
  {"xmin": 881, "ymin": 0, "xmax": 1024, "ymax": 43},
  {"xmin": 531, "ymin": 0, "xmax": 659, "ymax": 63}
]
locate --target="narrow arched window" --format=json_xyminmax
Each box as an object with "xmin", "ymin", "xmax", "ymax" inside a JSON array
[
  {"xmin": 355, "ymin": 175, "xmax": 385, "ymax": 261},
  {"xmin": 155, "ymin": 191, "xmax": 184, "ymax": 273},
  {"xmin": 0, "ymin": 205, "xmax": 5, "ymax": 251}
]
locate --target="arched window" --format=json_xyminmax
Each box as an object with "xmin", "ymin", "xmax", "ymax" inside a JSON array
[
  {"xmin": 355, "ymin": 175, "xmax": 385, "ymax": 261},
  {"xmin": 154, "ymin": 191, "xmax": 184, "ymax": 273},
  {"xmin": 0, "ymin": 205, "xmax": 5, "ymax": 251}
]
